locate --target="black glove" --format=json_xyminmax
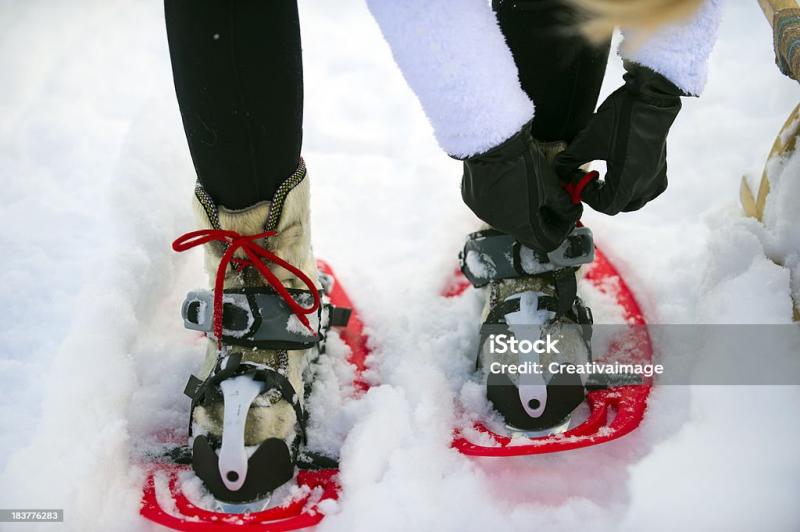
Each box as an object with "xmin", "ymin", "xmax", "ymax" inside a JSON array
[
  {"xmin": 461, "ymin": 121, "xmax": 582, "ymax": 253},
  {"xmin": 554, "ymin": 62, "xmax": 685, "ymax": 215}
]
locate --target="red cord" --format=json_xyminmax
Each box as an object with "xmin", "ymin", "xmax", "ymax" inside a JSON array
[
  {"xmin": 172, "ymin": 229, "xmax": 320, "ymax": 349},
  {"xmin": 563, "ymin": 170, "xmax": 599, "ymax": 205}
]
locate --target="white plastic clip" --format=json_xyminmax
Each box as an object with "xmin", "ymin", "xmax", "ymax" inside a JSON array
[{"xmin": 218, "ymin": 375, "xmax": 263, "ymax": 492}]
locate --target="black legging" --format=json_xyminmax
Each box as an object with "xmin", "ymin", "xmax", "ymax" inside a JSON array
[
  {"xmin": 494, "ymin": 0, "xmax": 611, "ymax": 143},
  {"xmin": 164, "ymin": 0, "xmax": 609, "ymax": 209},
  {"xmin": 164, "ymin": 0, "xmax": 303, "ymax": 209}
]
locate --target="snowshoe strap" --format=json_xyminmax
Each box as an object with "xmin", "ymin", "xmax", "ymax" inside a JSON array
[
  {"xmin": 551, "ymin": 267, "xmax": 578, "ymax": 316},
  {"xmin": 183, "ymin": 287, "xmax": 348, "ymax": 349},
  {"xmin": 484, "ymin": 292, "xmax": 593, "ymax": 328},
  {"xmin": 184, "ymin": 351, "xmax": 246, "ymax": 403},
  {"xmin": 184, "ymin": 352, "xmax": 308, "ymax": 444},
  {"xmin": 459, "ymin": 226, "xmax": 594, "ymax": 288},
  {"xmin": 328, "ymin": 306, "xmax": 351, "ymax": 327}
]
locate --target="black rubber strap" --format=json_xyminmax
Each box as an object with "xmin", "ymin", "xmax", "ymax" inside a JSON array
[
  {"xmin": 185, "ymin": 352, "xmax": 245, "ymax": 403},
  {"xmin": 256, "ymin": 365, "xmax": 307, "ymax": 444},
  {"xmin": 485, "ymin": 297, "xmax": 521, "ymax": 324},
  {"xmin": 184, "ymin": 375, "xmax": 204, "ymax": 400},
  {"xmin": 184, "ymin": 352, "xmax": 307, "ymax": 443},
  {"xmin": 182, "ymin": 287, "xmax": 323, "ymax": 349},
  {"xmin": 328, "ymin": 306, "xmax": 352, "ymax": 327},
  {"xmin": 460, "ymin": 227, "xmax": 594, "ymax": 288},
  {"xmin": 485, "ymin": 292, "xmax": 588, "ymax": 325},
  {"xmin": 551, "ymin": 268, "xmax": 578, "ymax": 316}
]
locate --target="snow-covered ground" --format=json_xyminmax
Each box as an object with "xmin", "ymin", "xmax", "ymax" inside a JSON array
[{"xmin": 1, "ymin": 1, "xmax": 799, "ymax": 530}]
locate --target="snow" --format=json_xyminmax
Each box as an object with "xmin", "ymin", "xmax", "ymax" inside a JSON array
[
  {"xmin": 762, "ymin": 149, "xmax": 800, "ymax": 309},
  {"xmin": 1, "ymin": 1, "xmax": 799, "ymax": 531},
  {"xmin": 465, "ymin": 250, "xmax": 496, "ymax": 281},
  {"xmin": 519, "ymin": 247, "xmax": 551, "ymax": 275}
]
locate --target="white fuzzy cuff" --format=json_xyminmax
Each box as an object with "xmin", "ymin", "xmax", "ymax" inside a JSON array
[
  {"xmin": 367, "ymin": 0, "xmax": 534, "ymax": 157},
  {"xmin": 620, "ymin": 0, "xmax": 723, "ymax": 96}
]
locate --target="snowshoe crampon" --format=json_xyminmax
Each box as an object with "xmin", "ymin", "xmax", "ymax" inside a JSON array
[
  {"xmin": 140, "ymin": 260, "xmax": 370, "ymax": 530},
  {"xmin": 446, "ymin": 247, "xmax": 654, "ymax": 456}
]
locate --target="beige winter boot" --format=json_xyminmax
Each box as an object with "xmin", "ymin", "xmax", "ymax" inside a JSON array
[{"xmin": 174, "ymin": 159, "xmax": 325, "ymax": 509}]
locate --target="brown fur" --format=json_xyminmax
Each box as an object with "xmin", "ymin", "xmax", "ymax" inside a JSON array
[{"xmin": 569, "ymin": 0, "xmax": 704, "ymax": 42}]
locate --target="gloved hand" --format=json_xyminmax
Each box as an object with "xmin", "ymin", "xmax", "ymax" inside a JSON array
[
  {"xmin": 461, "ymin": 121, "xmax": 582, "ymax": 253},
  {"xmin": 554, "ymin": 62, "xmax": 685, "ymax": 215}
]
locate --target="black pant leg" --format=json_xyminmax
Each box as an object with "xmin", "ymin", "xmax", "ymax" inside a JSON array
[
  {"xmin": 494, "ymin": 0, "xmax": 611, "ymax": 144},
  {"xmin": 164, "ymin": 0, "xmax": 303, "ymax": 209}
]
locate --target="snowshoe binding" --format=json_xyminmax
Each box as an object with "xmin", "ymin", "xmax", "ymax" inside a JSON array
[
  {"xmin": 171, "ymin": 159, "xmax": 338, "ymax": 510},
  {"xmin": 460, "ymin": 225, "xmax": 596, "ymax": 436}
]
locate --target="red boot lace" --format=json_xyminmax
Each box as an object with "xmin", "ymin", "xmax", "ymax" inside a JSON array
[
  {"xmin": 562, "ymin": 170, "xmax": 599, "ymax": 205},
  {"xmin": 172, "ymin": 229, "xmax": 320, "ymax": 349}
]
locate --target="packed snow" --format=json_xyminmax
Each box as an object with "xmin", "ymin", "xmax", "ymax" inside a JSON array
[{"xmin": 1, "ymin": 1, "xmax": 799, "ymax": 531}]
